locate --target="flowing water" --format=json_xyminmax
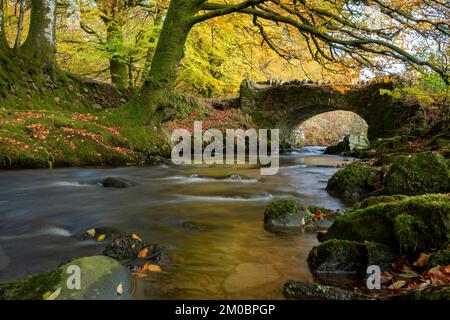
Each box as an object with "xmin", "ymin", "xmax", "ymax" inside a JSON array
[{"xmin": 0, "ymin": 147, "xmax": 352, "ymax": 299}]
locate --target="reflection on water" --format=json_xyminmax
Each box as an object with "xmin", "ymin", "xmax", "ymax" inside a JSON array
[{"xmin": 0, "ymin": 147, "xmax": 352, "ymax": 299}]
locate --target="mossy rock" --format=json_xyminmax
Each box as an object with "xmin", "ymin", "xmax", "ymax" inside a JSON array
[
  {"xmin": 353, "ymin": 195, "xmax": 408, "ymax": 210},
  {"xmin": 0, "ymin": 256, "xmax": 132, "ymax": 300},
  {"xmin": 326, "ymin": 164, "xmax": 378, "ymax": 202},
  {"xmin": 324, "ymin": 194, "xmax": 450, "ymax": 254},
  {"xmin": 263, "ymin": 199, "xmax": 312, "ymax": 230},
  {"xmin": 366, "ymin": 242, "xmax": 397, "ymax": 272},
  {"xmin": 307, "ymin": 240, "xmax": 368, "ymax": 274},
  {"xmin": 324, "ymin": 135, "xmax": 369, "ymax": 156},
  {"xmin": 383, "ymin": 152, "xmax": 450, "ymax": 196}
]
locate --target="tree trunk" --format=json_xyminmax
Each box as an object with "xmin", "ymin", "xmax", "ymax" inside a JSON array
[
  {"xmin": 0, "ymin": 0, "xmax": 8, "ymax": 50},
  {"xmin": 128, "ymin": 0, "xmax": 200, "ymax": 124},
  {"xmin": 142, "ymin": 12, "xmax": 163, "ymax": 78},
  {"xmin": 106, "ymin": 22, "xmax": 129, "ymax": 89},
  {"xmin": 22, "ymin": 0, "xmax": 57, "ymax": 75},
  {"xmin": 14, "ymin": 0, "xmax": 26, "ymax": 50}
]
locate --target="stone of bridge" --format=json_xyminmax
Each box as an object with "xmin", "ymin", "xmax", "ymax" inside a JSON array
[{"xmin": 239, "ymin": 80, "xmax": 419, "ymax": 148}]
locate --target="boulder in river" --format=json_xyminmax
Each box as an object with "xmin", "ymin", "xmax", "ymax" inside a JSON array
[
  {"xmin": 324, "ymin": 135, "xmax": 369, "ymax": 156},
  {"xmin": 307, "ymin": 240, "xmax": 368, "ymax": 274},
  {"xmin": 326, "ymin": 163, "xmax": 379, "ymax": 202},
  {"xmin": 101, "ymin": 177, "xmax": 134, "ymax": 188},
  {"xmin": 264, "ymin": 199, "xmax": 313, "ymax": 230},
  {"xmin": 382, "ymin": 152, "xmax": 450, "ymax": 196},
  {"xmin": 103, "ymin": 233, "xmax": 164, "ymax": 262}
]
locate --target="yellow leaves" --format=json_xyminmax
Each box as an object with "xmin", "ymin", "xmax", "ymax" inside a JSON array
[
  {"xmin": 44, "ymin": 287, "xmax": 62, "ymax": 300},
  {"xmin": 133, "ymin": 263, "xmax": 162, "ymax": 278},
  {"xmin": 138, "ymin": 247, "xmax": 148, "ymax": 258},
  {"xmin": 132, "ymin": 234, "xmax": 142, "ymax": 242},
  {"xmin": 86, "ymin": 228, "xmax": 96, "ymax": 237},
  {"xmin": 97, "ymin": 234, "xmax": 106, "ymax": 242},
  {"xmin": 116, "ymin": 283, "xmax": 123, "ymax": 295}
]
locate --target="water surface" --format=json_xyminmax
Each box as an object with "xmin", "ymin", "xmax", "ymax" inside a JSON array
[{"xmin": 0, "ymin": 147, "xmax": 351, "ymax": 299}]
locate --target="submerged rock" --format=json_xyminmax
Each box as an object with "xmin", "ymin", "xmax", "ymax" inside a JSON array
[
  {"xmin": 284, "ymin": 280, "xmax": 370, "ymax": 300},
  {"xmin": 101, "ymin": 177, "xmax": 133, "ymax": 188},
  {"xmin": 382, "ymin": 152, "xmax": 450, "ymax": 196},
  {"xmin": 325, "ymin": 135, "xmax": 369, "ymax": 156},
  {"xmin": 324, "ymin": 194, "xmax": 450, "ymax": 254},
  {"xmin": 326, "ymin": 164, "xmax": 379, "ymax": 202},
  {"xmin": 264, "ymin": 199, "xmax": 312, "ymax": 230}
]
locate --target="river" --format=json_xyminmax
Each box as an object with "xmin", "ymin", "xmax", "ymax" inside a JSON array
[{"xmin": 0, "ymin": 147, "xmax": 352, "ymax": 299}]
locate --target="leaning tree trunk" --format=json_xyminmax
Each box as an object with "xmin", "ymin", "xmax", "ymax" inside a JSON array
[
  {"xmin": 142, "ymin": 12, "xmax": 163, "ymax": 79},
  {"xmin": 127, "ymin": 0, "xmax": 200, "ymax": 124},
  {"xmin": 21, "ymin": 0, "xmax": 57, "ymax": 76},
  {"xmin": 105, "ymin": 21, "xmax": 129, "ymax": 89}
]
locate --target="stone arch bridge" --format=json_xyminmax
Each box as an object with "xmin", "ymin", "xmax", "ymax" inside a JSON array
[{"xmin": 238, "ymin": 80, "xmax": 418, "ymax": 147}]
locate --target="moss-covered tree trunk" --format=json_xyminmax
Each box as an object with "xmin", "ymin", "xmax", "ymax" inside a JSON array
[
  {"xmin": 142, "ymin": 12, "xmax": 163, "ymax": 78},
  {"xmin": 21, "ymin": 0, "xmax": 57, "ymax": 76},
  {"xmin": 105, "ymin": 22, "xmax": 129, "ymax": 89},
  {"xmin": 127, "ymin": 0, "xmax": 200, "ymax": 124}
]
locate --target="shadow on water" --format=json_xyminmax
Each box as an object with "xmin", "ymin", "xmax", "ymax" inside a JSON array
[{"xmin": 0, "ymin": 147, "xmax": 352, "ymax": 299}]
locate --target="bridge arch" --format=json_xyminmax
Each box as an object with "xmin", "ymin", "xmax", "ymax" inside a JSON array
[{"xmin": 239, "ymin": 80, "xmax": 417, "ymax": 148}]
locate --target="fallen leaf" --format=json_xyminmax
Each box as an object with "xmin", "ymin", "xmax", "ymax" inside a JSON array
[
  {"xmin": 133, "ymin": 263, "xmax": 162, "ymax": 278},
  {"xmin": 398, "ymin": 270, "xmax": 420, "ymax": 279},
  {"xmin": 413, "ymin": 253, "xmax": 430, "ymax": 267},
  {"xmin": 116, "ymin": 283, "xmax": 123, "ymax": 295},
  {"xmin": 427, "ymin": 266, "xmax": 450, "ymax": 285},
  {"xmin": 300, "ymin": 217, "xmax": 306, "ymax": 226},
  {"xmin": 97, "ymin": 234, "xmax": 106, "ymax": 242},
  {"xmin": 388, "ymin": 280, "xmax": 407, "ymax": 290},
  {"xmin": 86, "ymin": 228, "xmax": 96, "ymax": 237},
  {"xmin": 380, "ymin": 272, "xmax": 394, "ymax": 285},
  {"xmin": 132, "ymin": 233, "xmax": 142, "ymax": 242},
  {"xmin": 444, "ymin": 265, "xmax": 450, "ymax": 274},
  {"xmin": 46, "ymin": 287, "xmax": 62, "ymax": 300},
  {"xmin": 138, "ymin": 247, "xmax": 149, "ymax": 258}
]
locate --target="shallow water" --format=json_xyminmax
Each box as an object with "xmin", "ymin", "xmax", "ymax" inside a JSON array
[{"xmin": 0, "ymin": 147, "xmax": 352, "ymax": 299}]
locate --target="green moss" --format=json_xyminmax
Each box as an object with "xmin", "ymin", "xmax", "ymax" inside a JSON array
[
  {"xmin": 354, "ymin": 195, "xmax": 408, "ymax": 210},
  {"xmin": 325, "ymin": 194, "xmax": 450, "ymax": 254},
  {"xmin": 307, "ymin": 239, "xmax": 368, "ymax": 274},
  {"xmin": 326, "ymin": 164, "xmax": 378, "ymax": 202},
  {"xmin": 264, "ymin": 198, "xmax": 312, "ymax": 228},
  {"xmin": 383, "ymin": 152, "xmax": 450, "ymax": 195},
  {"xmin": 0, "ymin": 268, "xmax": 62, "ymax": 300}
]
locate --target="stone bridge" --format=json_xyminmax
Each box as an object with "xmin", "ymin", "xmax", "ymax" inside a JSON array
[{"xmin": 239, "ymin": 80, "xmax": 418, "ymax": 147}]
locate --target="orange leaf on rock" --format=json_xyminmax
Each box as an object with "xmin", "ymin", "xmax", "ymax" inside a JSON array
[{"xmin": 138, "ymin": 247, "xmax": 149, "ymax": 258}]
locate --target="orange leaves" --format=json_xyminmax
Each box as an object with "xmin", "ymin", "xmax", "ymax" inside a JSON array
[
  {"xmin": 138, "ymin": 247, "xmax": 149, "ymax": 258},
  {"xmin": 26, "ymin": 123, "xmax": 50, "ymax": 140},
  {"xmin": 133, "ymin": 263, "xmax": 162, "ymax": 278},
  {"xmin": 413, "ymin": 253, "xmax": 431, "ymax": 268},
  {"xmin": 426, "ymin": 266, "xmax": 450, "ymax": 286}
]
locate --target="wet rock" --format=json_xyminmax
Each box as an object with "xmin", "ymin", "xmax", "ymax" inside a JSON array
[
  {"xmin": 284, "ymin": 280, "xmax": 370, "ymax": 300},
  {"xmin": 307, "ymin": 240, "xmax": 368, "ymax": 275},
  {"xmin": 103, "ymin": 234, "xmax": 164, "ymax": 262},
  {"xmin": 366, "ymin": 242, "xmax": 397, "ymax": 272},
  {"xmin": 325, "ymin": 135, "xmax": 369, "ymax": 156},
  {"xmin": 264, "ymin": 199, "xmax": 312, "ymax": 230},
  {"xmin": 324, "ymin": 194, "xmax": 450, "ymax": 254},
  {"xmin": 383, "ymin": 152, "xmax": 450, "ymax": 196},
  {"xmin": 101, "ymin": 177, "xmax": 133, "ymax": 188},
  {"xmin": 326, "ymin": 164, "xmax": 379, "ymax": 202}
]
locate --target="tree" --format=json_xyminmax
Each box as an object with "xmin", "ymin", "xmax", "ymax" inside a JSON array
[
  {"xmin": 0, "ymin": 0, "xmax": 8, "ymax": 49},
  {"xmin": 128, "ymin": 0, "xmax": 449, "ymax": 124},
  {"xmin": 21, "ymin": 0, "xmax": 57, "ymax": 75}
]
